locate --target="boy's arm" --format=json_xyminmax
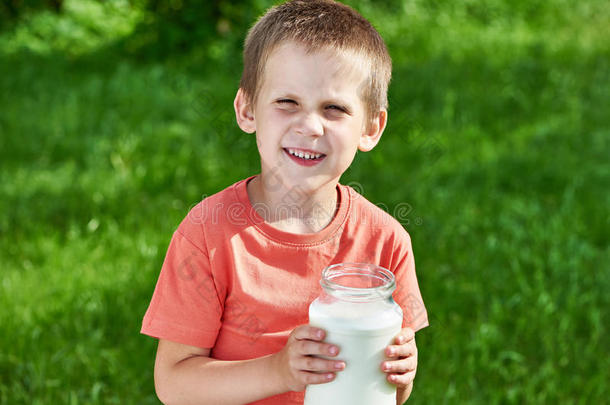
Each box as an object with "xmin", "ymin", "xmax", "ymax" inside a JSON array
[
  {"xmin": 154, "ymin": 339, "xmax": 285, "ymax": 405},
  {"xmin": 154, "ymin": 326, "xmax": 345, "ymax": 405},
  {"xmin": 396, "ymin": 383, "xmax": 413, "ymax": 404}
]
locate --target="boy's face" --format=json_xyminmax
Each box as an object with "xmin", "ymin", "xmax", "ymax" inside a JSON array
[{"xmin": 235, "ymin": 41, "xmax": 386, "ymax": 195}]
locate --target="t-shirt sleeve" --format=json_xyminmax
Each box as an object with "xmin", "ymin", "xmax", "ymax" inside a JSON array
[
  {"xmin": 141, "ymin": 217, "xmax": 224, "ymax": 348},
  {"xmin": 391, "ymin": 229, "xmax": 429, "ymax": 333}
]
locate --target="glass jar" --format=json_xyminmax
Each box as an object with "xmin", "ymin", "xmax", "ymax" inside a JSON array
[{"xmin": 304, "ymin": 263, "xmax": 403, "ymax": 405}]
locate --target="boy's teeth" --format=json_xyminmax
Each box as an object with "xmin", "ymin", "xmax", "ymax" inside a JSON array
[{"xmin": 287, "ymin": 148, "xmax": 322, "ymax": 160}]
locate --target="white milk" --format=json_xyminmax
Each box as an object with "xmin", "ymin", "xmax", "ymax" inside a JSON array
[{"xmin": 304, "ymin": 264, "xmax": 403, "ymax": 405}]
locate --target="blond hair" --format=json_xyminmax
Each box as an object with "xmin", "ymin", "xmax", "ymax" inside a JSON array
[{"xmin": 239, "ymin": 0, "xmax": 392, "ymax": 126}]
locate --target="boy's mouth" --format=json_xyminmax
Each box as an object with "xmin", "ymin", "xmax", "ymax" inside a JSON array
[{"xmin": 283, "ymin": 148, "xmax": 326, "ymax": 166}]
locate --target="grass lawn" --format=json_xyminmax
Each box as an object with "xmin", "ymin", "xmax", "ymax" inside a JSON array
[{"xmin": 0, "ymin": 0, "xmax": 608, "ymax": 403}]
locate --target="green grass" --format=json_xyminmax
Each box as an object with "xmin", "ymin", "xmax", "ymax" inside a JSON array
[{"xmin": 1, "ymin": 0, "xmax": 609, "ymax": 403}]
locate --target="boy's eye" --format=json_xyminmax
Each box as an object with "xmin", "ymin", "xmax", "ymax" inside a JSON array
[
  {"xmin": 277, "ymin": 99, "xmax": 297, "ymax": 105},
  {"xmin": 327, "ymin": 105, "xmax": 347, "ymax": 113}
]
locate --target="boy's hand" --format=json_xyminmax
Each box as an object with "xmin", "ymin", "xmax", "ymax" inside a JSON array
[
  {"xmin": 272, "ymin": 325, "xmax": 345, "ymax": 392},
  {"xmin": 381, "ymin": 327, "xmax": 418, "ymax": 389}
]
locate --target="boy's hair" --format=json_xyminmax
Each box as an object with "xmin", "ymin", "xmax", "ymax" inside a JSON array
[{"xmin": 240, "ymin": 0, "xmax": 392, "ymax": 126}]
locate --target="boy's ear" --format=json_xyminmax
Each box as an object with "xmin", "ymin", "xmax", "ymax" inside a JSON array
[
  {"xmin": 358, "ymin": 109, "xmax": 387, "ymax": 152},
  {"xmin": 234, "ymin": 88, "xmax": 256, "ymax": 133}
]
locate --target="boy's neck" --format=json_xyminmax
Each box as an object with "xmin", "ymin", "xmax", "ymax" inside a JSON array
[{"xmin": 246, "ymin": 175, "xmax": 339, "ymax": 234}]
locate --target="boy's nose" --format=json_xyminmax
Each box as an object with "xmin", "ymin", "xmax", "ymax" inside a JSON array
[{"xmin": 294, "ymin": 112, "xmax": 324, "ymax": 137}]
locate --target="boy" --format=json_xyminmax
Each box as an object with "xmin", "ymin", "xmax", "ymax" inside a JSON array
[{"xmin": 141, "ymin": 1, "xmax": 428, "ymax": 404}]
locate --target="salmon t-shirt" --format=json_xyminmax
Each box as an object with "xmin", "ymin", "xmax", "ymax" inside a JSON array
[{"xmin": 141, "ymin": 176, "xmax": 428, "ymax": 404}]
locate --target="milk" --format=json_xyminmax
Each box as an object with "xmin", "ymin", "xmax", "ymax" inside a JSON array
[{"xmin": 304, "ymin": 297, "xmax": 403, "ymax": 405}]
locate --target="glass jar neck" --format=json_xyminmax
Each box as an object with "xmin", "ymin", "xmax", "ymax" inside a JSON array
[{"xmin": 320, "ymin": 263, "xmax": 396, "ymax": 303}]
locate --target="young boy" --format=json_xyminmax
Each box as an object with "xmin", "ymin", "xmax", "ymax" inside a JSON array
[{"xmin": 141, "ymin": 1, "xmax": 428, "ymax": 404}]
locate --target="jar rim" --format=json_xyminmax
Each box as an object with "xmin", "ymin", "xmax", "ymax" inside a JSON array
[{"xmin": 320, "ymin": 262, "xmax": 396, "ymax": 301}]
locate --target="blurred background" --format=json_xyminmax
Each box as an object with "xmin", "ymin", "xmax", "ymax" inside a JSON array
[{"xmin": 0, "ymin": 0, "xmax": 608, "ymax": 403}]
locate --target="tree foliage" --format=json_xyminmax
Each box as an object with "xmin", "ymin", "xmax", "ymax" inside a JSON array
[
  {"xmin": 128, "ymin": 0, "xmax": 269, "ymax": 57},
  {"xmin": 1, "ymin": 0, "xmax": 63, "ymax": 29}
]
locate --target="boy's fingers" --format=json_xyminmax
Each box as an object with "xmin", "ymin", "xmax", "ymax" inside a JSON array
[
  {"xmin": 297, "ymin": 340, "xmax": 341, "ymax": 357},
  {"xmin": 298, "ymin": 355, "xmax": 345, "ymax": 372},
  {"xmin": 396, "ymin": 328, "xmax": 415, "ymax": 344},
  {"xmin": 387, "ymin": 369, "xmax": 416, "ymax": 387},
  {"xmin": 386, "ymin": 342, "xmax": 416, "ymax": 358},
  {"xmin": 381, "ymin": 356, "xmax": 417, "ymax": 373},
  {"xmin": 299, "ymin": 370, "xmax": 336, "ymax": 385},
  {"xmin": 294, "ymin": 325, "xmax": 326, "ymax": 341},
  {"xmin": 292, "ymin": 325, "xmax": 326, "ymax": 341}
]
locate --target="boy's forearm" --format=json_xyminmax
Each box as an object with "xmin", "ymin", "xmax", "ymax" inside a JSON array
[
  {"xmin": 156, "ymin": 353, "xmax": 286, "ymax": 405},
  {"xmin": 396, "ymin": 382, "xmax": 413, "ymax": 404}
]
